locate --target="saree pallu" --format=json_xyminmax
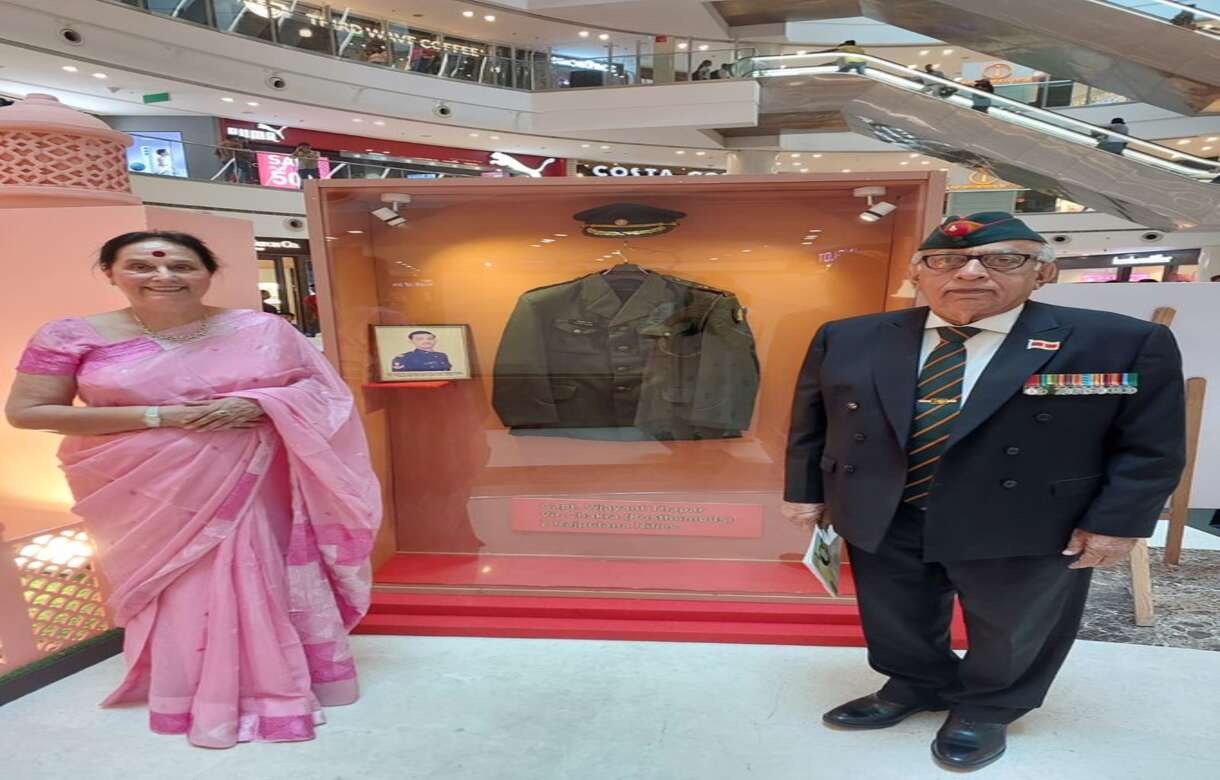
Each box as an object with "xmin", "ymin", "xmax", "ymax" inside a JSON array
[{"xmin": 20, "ymin": 310, "xmax": 381, "ymax": 748}]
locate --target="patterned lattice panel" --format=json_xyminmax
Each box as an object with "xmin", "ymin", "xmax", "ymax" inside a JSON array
[
  {"xmin": 12, "ymin": 529, "xmax": 111, "ymax": 654},
  {"xmin": 0, "ymin": 131, "xmax": 131, "ymax": 192}
]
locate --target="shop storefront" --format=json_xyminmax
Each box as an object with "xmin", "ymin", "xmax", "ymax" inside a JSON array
[
  {"xmin": 575, "ymin": 160, "xmax": 725, "ymax": 177},
  {"xmin": 219, "ymin": 120, "xmax": 564, "ymax": 188},
  {"xmin": 1053, "ymin": 248, "xmax": 1202, "ymax": 283},
  {"xmin": 308, "ymin": 173, "xmax": 942, "ymax": 636},
  {"xmin": 256, "ymin": 237, "xmax": 315, "ymax": 333}
]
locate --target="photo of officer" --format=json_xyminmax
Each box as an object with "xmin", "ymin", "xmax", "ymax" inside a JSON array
[
  {"xmin": 392, "ymin": 330, "xmax": 453, "ymax": 372},
  {"xmin": 374, "ymin": 324, "xmax": 472, "ymax": 382}
]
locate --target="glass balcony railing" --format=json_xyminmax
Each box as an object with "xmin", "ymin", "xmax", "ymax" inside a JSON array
[
  {"xmin": 108, "ymin": 1, "xmax": 1134, "ymax": 103},
  {"xmin": 1099, "ymin": 0, "xmax": 1220, "ymax": 34},
  {"xmin": 743, "ymin": 52, "xmax": 1220, "ymax": 182}
]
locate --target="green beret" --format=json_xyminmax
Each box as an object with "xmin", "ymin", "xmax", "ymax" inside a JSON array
[
  {"xmin": 920, "ymin": 211, "xmax": 1046, "ymax": 250},
  {"xmin": 573, "ymin": 202, "xmax": 687, "ymax": 238}
]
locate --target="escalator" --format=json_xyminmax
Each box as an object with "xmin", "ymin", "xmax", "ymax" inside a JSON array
[
  {"xmin": 714, "ymin": 0, "xmax": 1220, "ymax": 114},
  {"xmin": 727, "ymin": 53, "xmax": 1220, "ymax": 230}
]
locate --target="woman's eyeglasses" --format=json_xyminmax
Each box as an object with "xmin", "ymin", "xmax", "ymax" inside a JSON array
[{"xmin": 920, "ymin": 253, "xmax": 1037, "ymax": 272}]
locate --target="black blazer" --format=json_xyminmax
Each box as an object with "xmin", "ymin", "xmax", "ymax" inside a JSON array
[{"xmin": 784, "ymin": 301, "xmax": 1186, "ymax": 561}]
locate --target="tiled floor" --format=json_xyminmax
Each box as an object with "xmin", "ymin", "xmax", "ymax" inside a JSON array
[{"xmin": 2, "ymin": 635, "xmax": 1218, "ymax": 779}]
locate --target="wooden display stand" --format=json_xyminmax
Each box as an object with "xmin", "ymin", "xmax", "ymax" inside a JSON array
[{"xmin": 1128, "ymin": 307, "xmax": 1207, "ymax": 626}]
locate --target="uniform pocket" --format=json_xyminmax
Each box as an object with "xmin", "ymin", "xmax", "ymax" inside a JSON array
[
  {"xmin": 820, "ymin": 456, "xmax": 838, "ymax": 473},
  {"xmin": 550, "ymin": 319, "xmax": 603, "ymax": 354},
  {"xmin": 550, "ymin": 382, "xmax": 578, "ymax": 401},
  {"xmin": 1050, "ymin": 475, "xmax": 1103, "ymax": 498}
]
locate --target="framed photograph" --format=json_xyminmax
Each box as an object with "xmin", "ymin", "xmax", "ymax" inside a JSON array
[{"xmin": 373, "ymin": 325, "xmax": 472, "ymax": 382}]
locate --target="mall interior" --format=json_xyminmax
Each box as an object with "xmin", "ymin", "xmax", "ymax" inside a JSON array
[{"xmin": 0, "ymin": 0, "xmax": 1219, "ymax": 776}]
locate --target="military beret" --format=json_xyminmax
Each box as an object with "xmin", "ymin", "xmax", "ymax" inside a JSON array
[
  {"xmin": 919, "ymin": 211, "xmax": 1046, "ymax": 250},
  {"xmin": 573, "ymin": 202, "xmax": 687, "ymax": 238}
]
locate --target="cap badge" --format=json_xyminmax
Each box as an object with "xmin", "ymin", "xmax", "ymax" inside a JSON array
[
  {"xmin": 614, "ymin": 218, "xmax": 629, "ymax": 226},
  {"xmin": 942, "ymin": 219, "xmax": 983, "ymax": 237}
]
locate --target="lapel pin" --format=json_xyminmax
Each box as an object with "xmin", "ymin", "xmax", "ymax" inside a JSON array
[{"xmin": 1027, "ymin": 339, "xmax": 1061, "ymax": 351}]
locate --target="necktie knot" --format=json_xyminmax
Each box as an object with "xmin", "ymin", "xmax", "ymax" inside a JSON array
[{"xmin": 936, "ymin": 326, "xmax": 980, "ymax": 344}]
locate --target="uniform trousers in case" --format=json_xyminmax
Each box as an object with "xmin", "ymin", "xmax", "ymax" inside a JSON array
[{"xmin": 848, "ymin": 504, "xmax": 1093, "ymax": 724}]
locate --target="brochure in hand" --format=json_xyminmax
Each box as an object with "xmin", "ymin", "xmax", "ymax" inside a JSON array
[{"xmin": 802, "ymin": 524, "xmax": 843, "ymax": 597}]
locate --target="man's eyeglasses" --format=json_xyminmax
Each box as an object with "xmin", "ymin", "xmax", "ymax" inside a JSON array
[{"xmin": 920, "ymin": 253, "xmax": 1038, "ymax": 272}]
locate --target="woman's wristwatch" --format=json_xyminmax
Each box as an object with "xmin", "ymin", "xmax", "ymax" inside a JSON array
[{"xmin": 142, "ymin": 406, "xmax": 162, "ymax": 428}]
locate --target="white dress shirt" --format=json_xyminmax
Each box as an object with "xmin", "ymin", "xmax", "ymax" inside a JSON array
[{"xmin": 919, "ymin": 304, "xmax": 1025, "ymax": 404}]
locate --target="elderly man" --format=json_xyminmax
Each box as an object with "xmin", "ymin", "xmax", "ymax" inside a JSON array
[{"xmin": 782, "ymin": 212, "xmax": 1186, "ymax": 770}]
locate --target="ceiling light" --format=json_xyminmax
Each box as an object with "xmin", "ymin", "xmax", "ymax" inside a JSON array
[
  {"xmin": 800, "ymin": 168, "xmax": 809, "ymax": 173},
  {"xmin": 695, "ymin": 151, "xmax": 706, "ymax": 156},
  {"xmin": 698, "ymin": 44, "xmax": 709, "ymax": 51},
  {"xmin": 347, "ymin": 229, "xmax": 364, "ymax": 234},
  {"xmin": 841, "ymin": 168, "xmax": 852, "ymax": 172},
  {"xmin": 909, "ymin": 153, "xmax": 919, "ymax": 158},
  {"xmin": 942, "ymin": 49, "xmax": 954, "ymax": 55},
  {"xmin": 581, "ymin": 143, "xmax": 591, "ymax": 148},
  {"xmin": 1207, "ymin": 137, "xmax": 1218, "ymax": 142},
  {"xmin": 540, "ymin": 238, "xmax": 556, "ymax": 243},
  {"xmin": 919, "ymin": 49, "xmax": 930, "ymax": 56},
  {"xmin": 899, "ymin": 161, "xmax": 910, "ymax": 165},
  {"xmin": 802, "ymin": 242, "xmax": 814, "ymax": 246},
  {"xmin": 353, "ymin": 117, "xmax": 364, "ymax": 123},
  {"xmin": 484, "ymin": 14, "xmax": 496, "ymax": 22},
  {"xmin": 676, "ymin": 150, "xmax": 686, "ymax": 155},
  {"xmin": 373, "ymin": 120, "xmax": 385, "ymax": 126},
  {"xmin": 791, "ymin": 153, "xmax": 802, "ymax": 158},
  {"xmin": 920, "ymin": 160, "xmax": 930, "ymax": 164},
  {"xmin": 221, "ymin": 96, "xmax": 235, "ymax": 102},
  {"xmin": 797, "ymin": 50, "xmax": 807, "ymax": 56},
  {"xmin": 598, "ymin": 33, "xmax": 610, "ymax": 41},
  {"xmin": 462, "ymin": 10, "xmax": 474, "ymax": 17},
  {"xmin": 92, "ymin": 72, "xmax": 108, "ymax": 79},
  {"xmin": 1177, "ymin": 139, "xmax": 1191, "ymax": 145},
  {"xmin": 812, "ymin": 153, "xmax": 822, "ymax": 158},
  {"xmin": 246, "ymin": 101, "xmax": 259, "ymax": 107},
  {"xmin": 61, "ymin": 65, "xmax": 78, "ymax": 72},
  {"xmin": 530, "ymin": 244, "xmax": 543, "ymax": 248},
  {"xmin": 298, "ymin": 28, "xmax": 313, "ymax": 38},
  {"xmin": 678, "ymin": 42, "xmax": 689, "ymax": 50},
  {"xmin": 554, "ymin": 233, "xmax": 568, "ymax": 237},
  {"xmin": 579, "ymin": 30, "xmax": 590, "ymax": 38},
  {"xmin": 469, "ymin": 132, "xmax": 480, "ymax": 137},
  {"xmin": 854, "ymin": 185, "xmax": 896, "ymax": 222},
  {"xmin": 600, "ymin": 144, "xmax": 611, "ymax": 150}
]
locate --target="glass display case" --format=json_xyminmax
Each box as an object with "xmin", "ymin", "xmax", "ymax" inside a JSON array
[{"xmin": 306, "ymin": 174, "xmax": 943, "ymax": 607}]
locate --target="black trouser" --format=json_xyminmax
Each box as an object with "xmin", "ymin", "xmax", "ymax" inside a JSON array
[{"xmin": 848, "ymin": 505, "xmax": 1093, "ymax": 724}]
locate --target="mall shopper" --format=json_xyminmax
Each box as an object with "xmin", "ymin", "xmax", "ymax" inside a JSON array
[
  {"xmin": 782, "ymin": 212, "xmax": 1186, "ymax": 770},
  {"xmin": 1171, "ymin": 3, "xmax": 1198, "ymax": 29},
  {"xmin": 921, "ymin": 64, "xmax": 956, "ymax": 97},
  {"xmin": 216, "ymin": 136, "xmax": 254, "ymax": 184},
  {"xmin": 692, "ymin": 59, "xmax": 713, "ymax": 80},
  {"xmin": 5, "ymin": 231, "xmax": 381, "ymax": 748},
  {"xmin": 365, "ymin": 40, "xmax": 390, "ymax": 65},
  {"xmin": 834, "ymin": 40, "xmax": 867, "ymax": 74},
  {"xmin": 260, "ymin": 288, "xmax": 280, "ymax": 314},
  {"xmin": 293, "ymin": 142, "xmax": 321, "ymax": 182},
  {"xmin": 1098, "ymin": 117, "xmax": 1130, "ymax": 154},
  {"xmin": 970, "ymin": 77, "xmax": 995, "ymax": 112},
  {"xmin": 716, "ymin": 63, "xmax": 734, "ymax": 79}
]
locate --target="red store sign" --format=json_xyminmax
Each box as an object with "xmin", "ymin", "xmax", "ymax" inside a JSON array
[{"xmin": 220, "ymin": 120, "xmax": 564, "ymax": 175}]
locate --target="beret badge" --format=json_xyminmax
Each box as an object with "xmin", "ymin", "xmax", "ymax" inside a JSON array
[{"xmin": 942, "ymin": 219, "xmax": 983, "ymax": 238}]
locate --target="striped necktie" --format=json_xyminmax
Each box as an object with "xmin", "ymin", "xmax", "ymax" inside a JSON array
[{"xmin": 902, "ymin": 325, "xmax": 980, "ymax": 509}]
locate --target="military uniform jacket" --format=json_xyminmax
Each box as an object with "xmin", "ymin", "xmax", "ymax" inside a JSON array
[
  {"xmin": 492, "ymin": 269, "xmax": 759, "ymax": 439},
  {"xmin": 784, "ymin": 301, "xmax": 1186, "ymax": 561},
  {"xmin": 392, "ymin": 350, "xmax": 452, "ymax": 372}
]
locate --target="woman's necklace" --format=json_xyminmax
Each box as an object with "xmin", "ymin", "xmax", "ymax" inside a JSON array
[{"xmin": 129, "ymin": 309, "xmax": 210, "ymax": 343}]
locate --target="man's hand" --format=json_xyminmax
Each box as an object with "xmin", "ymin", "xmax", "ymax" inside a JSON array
[
  {"xmin": 781, "ymin": 501, "xmax": 829, "ymax": 530},
  {"xmin": 1062, "ymin": 529, "xmax": 1139, "ymax": 569}
]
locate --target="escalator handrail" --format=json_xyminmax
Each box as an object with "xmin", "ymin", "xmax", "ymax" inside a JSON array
[
  {"xmin": 746, "ymin": 53, "xmax": 1220, "ymax": 177},
  {"xmin": 1097, "ymin": 0, "xmax": 1220, "ymax": 27}
]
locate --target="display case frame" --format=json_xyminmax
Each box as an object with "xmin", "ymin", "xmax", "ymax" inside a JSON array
[{"xmin": 305, "ymin": 173, "xmax": 958, "ymax": 644}]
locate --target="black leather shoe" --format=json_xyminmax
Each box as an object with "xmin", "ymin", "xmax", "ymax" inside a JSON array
[
  {"xmin": 822, "ymin": 692, "xmax": 946, "ymax": 730},
  {"xmin": 931, "ymin": 713, "xmax": 1007, "ymax": 770}
]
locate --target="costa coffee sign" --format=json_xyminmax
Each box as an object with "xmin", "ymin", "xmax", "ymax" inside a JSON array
[{"xmin": 579, "ymin": 162, "xmax": 723, "ymax": 177}]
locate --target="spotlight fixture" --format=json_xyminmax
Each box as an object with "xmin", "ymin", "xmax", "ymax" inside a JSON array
[
  {"xmin": 579, "ymin": 30, "xmax": 590, "ymax": 38},
  {"xmin": 678, "ymin": 42, "xmax": 689, "ymax": 50},
  {"xmin": 221, "ymin": 96, "xmax": 235, "ymax": 102},
  {"xmin": 484, "ymin": 15, "xmax": 496, "ymax": 22},
  {"xmin": 598, "ymin": 33, "xmax": 610, "ymax": 41},
  {"xmin": 462, "ymin": 10, "xmax": 474, "ymax": 17},
  {"xmin": 373, "ymin": 193, "xmax": 412, "ymax": 228},
  {"xmin": 854, "ymin": 186, "xmax": 897, "ymax": 222},
  {"xmin": 698, "ymin": 44, "xmax": 709, "ymax": 51},
  {"xmin": 61, "ymin": 65, "xmax": 78, "ymax": 72}
]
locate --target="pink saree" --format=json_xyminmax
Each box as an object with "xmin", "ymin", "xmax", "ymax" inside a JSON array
[{"xmin": 17, "ymin": 309, "xmax": 381, "ymax": 748}]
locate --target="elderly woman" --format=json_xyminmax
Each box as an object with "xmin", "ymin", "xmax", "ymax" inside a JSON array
[{"xmin": 5, "ymin": 231, "xmax": 381, "ymax": 748}]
